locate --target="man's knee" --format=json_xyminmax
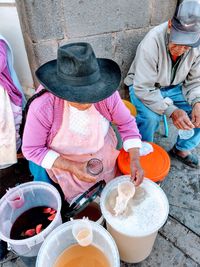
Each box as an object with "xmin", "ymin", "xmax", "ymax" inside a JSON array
[{"xmin": 137, "ymin": 110, "xmax": 161, "ymax": 126}]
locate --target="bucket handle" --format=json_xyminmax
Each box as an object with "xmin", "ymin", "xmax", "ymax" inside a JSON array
[
  {"xmin": 7, "ymin": 243, "xmax": 32, "ymax": 257},
  {"xmin": 7, "ymin": 232, "xmax": 45, "ymax": 256}
]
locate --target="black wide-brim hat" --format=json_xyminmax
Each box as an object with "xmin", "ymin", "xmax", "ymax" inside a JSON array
[{"xmin": 35, "ymin": 42, "xmax": 121, "ymax": 103}]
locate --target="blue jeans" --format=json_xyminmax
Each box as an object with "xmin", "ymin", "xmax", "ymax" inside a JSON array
[{"xmin": 129, "ymin": 85, "xmax": 200, "ymax": 151}]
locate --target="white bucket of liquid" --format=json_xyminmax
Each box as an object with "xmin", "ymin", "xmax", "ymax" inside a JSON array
[
  {"xmin": 0, "ymin": 182, "xmax": 62, "ymax": 257},
  {"xmin": 36, "ymin": 220, "xmax": 120, "ymax": 267},
  {"xmin": 100, "ymin": 175, "xmax": 169, "ymax": 263}
]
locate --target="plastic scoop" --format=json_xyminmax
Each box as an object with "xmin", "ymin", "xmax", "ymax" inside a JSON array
[
  {"xmin": 72, "ymin": 220, "xmax": 93, "ymax": 247},
  {"xmin": 114, "ymin": 181, "xmax": 135, "ymax": 216}
]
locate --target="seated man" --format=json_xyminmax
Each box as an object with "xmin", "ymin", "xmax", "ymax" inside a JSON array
[
  {"xmin": 0, "ymin": 35, "xmax": 26, "ymax": 259},
  {"xmin": 124, "ymin": 0, "xmax": 200, "ymax": 168}
]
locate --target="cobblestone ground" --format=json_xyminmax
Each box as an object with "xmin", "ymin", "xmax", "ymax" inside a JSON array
[{"xmin": 0, "ymin": 122, "xmax": 199, "ymax": 267}]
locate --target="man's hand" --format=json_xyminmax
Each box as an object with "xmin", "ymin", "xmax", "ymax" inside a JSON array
[
  {"xmin": 128, "ymin": 148, "xmax": 144, "ymax": 186},
  {"xmin": 192, "ymin": 103, "xmax": 200, "ymax": 128},
  {"xmin": 170, "ymin": 109, "xmax": 194, "ymax": 130},
  {"xmin": 53, "ymin": 157, "xmax": 96, "ymax": 183}
]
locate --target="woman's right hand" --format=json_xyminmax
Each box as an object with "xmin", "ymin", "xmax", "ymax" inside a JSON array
[
  {"xmin": 53, "ymin": 157, "xmax": 96, "ymax": 183},
  {"xmin": 69, "ymin": 161, "xmax": 97, "ymax": 183}
]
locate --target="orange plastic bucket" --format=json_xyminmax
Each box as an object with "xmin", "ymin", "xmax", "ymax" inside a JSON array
[{"xmin": 117, "ymin": 142, "xmax": 170, "ymax": 182}]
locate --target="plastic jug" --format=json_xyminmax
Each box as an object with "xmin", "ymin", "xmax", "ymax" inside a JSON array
[
  {"xmin": 36, "ymin": 220, "xmax": 120, "ymax": 267},
  {"xmin": 100, "ymin": 175, "xmax": 169, "ymax": 263},
  {"xmin": 0, "ymin": 182, "xmax": 62, "ymax": 257}
]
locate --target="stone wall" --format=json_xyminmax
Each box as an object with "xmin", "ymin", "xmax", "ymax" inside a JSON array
[{"xmin": 15, "ymin": 0, "xmax": 177, "ymax": 97}]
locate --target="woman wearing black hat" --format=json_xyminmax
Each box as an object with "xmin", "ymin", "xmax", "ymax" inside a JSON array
[{"xmin": 22, "ymin": 42, "xmax": 144, "ymax": 203}]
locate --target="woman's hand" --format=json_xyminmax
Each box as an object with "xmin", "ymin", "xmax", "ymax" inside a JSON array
[
  {"xmin": 53, "ymin": 157, "xmax": 96, "ymax": 183},
  {"xmin": 128, "ymin": 148, "xmax": 144, "ymax": 186},
  {"xmin": 69, "ymin": 161, "xmax": 97, "ymax": 183}
]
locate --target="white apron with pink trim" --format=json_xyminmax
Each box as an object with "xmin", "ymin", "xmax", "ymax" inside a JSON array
[{"xmin": 46, "ymin": 102, "xmax": 119, "ymax": 202}]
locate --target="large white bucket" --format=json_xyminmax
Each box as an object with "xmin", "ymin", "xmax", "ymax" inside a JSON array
[
  {"xmin": 0, "ymin": 182, "xmax": 62, "ymax": 257},
  {"xmin": 100, "ymin": 176, "xmax": 169, "ymax": 263},
  {"xmin": 36, "ymin": 220, "xmax": 120, "ymax": 267}
]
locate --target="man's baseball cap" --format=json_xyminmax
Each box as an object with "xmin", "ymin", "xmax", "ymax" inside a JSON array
[{"xmin": 170, "ymin": 0, "xmax": 200, "ymax": 47}]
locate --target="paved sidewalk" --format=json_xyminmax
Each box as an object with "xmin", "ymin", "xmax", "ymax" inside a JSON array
[{"xmin": 1, "ymin": 122, "xmax": 200, "ymax": 267}]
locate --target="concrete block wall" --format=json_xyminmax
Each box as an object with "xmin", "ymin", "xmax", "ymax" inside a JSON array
[
  {"xmin": 15, "ymin": 0, "xmax": 177, "ymax": 97},
  {"xmin": 0, "ymin": 0, "xmax": 34, "ymax": 95}
]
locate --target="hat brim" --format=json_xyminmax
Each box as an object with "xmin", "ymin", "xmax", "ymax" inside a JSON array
[
  {"xmin": 170, "ymin": 25, "xmax": 200, "ymax": 48},
  {"xmin": 35, "ymin": 58, "xmax": 121, "ymax": 103}
]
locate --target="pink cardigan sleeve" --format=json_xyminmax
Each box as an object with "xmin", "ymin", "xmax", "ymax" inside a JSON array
[
  {"xmin": 22, "ymin": 94, "xmax": 54, "ymax": 165},
  {"xmin": 96, "ymin": 91, "xmax": 141, "ymax": 142}
]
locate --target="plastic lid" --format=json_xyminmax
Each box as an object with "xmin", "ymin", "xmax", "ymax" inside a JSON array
[
  {"xmin": 65, "ymin": 180, "xmax": 106, "ymax": 219},
  {"xmin": 117, "ymin": 142, "xmax": 170, "ymax": 182}
]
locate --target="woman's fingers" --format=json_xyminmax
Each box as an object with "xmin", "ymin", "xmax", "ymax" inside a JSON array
[
  {"xmin": 71, "ymin": 162, "xmax": 97, "ymax": 183},
  {"xmin": 130, "ymin": 160, "xmax": 144, "ymax": 186},
  {"xmin": 77, "ymin": 173, "xmax": 96, "ymax": 183},
  {"xmin": 134, "ymin": 169, "xmax": 144, "ymax": 186}
]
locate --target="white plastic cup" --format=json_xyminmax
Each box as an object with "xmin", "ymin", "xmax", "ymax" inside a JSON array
[
  {"xmin": 5, "ymin": 188, "xmax": 24, "ymax": 209},
  {"xmin": 178, "ymin": 129, "xmax": 194, "ymax": 140},
  {"xmin": 72, "ymin": 219, "xmax": 93, "ymax": 246},
  {"xmin": 36, "ymin": 220, "xmax": 120, "ymax": 267}
]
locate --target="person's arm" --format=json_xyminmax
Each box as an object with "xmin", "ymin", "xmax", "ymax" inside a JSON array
[
  {"xmin": 22, "ymin": 96, "xmax": 56, "ymax": 165},
  {"xmin": 128, "ymin": 147, "xmax": 144, "ymax": 186},
  {"xmin": 105, "ymin": 92, "xmax": 144, "ymax": 185},
  {"xmin": 183, "ymin": 53, "xmax": 200, "ymax": 107},
  {"xmin": 183, "ymin": 53, "xmax": 200, "ymax": 128},
  {"xmin": 53, "ymin": 157, "xmax": 96, "ymax": 182},
  {"xmin": 0, "ymin": 40, "xmax": 7, "ymax": 72},
  {"xmin": 106, "ymin": 91, "xmax": 141, "ymax": 143},
  {"xmin": 22, "ymin": 96, "xmax": 96, "ymax": 183},
  {"xmin": 133, "ymin": 39, "xmax": 176, "ymax": 116},
  {"xmin": 175, "ymin": 52, "xmax": 200, "ymax": 129}
]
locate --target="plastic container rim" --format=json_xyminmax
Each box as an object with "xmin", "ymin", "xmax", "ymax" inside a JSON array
[
  {"xmin": 100, "ymin": 176, "xmax": 169, "ymax": 238},
  {"xmin": 0, "ymin": 182, "xmax": 62, "ymax": 245},
  {"xmin": 36, "ymin": 219, "xmax": 120, "ymax": 267}
]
